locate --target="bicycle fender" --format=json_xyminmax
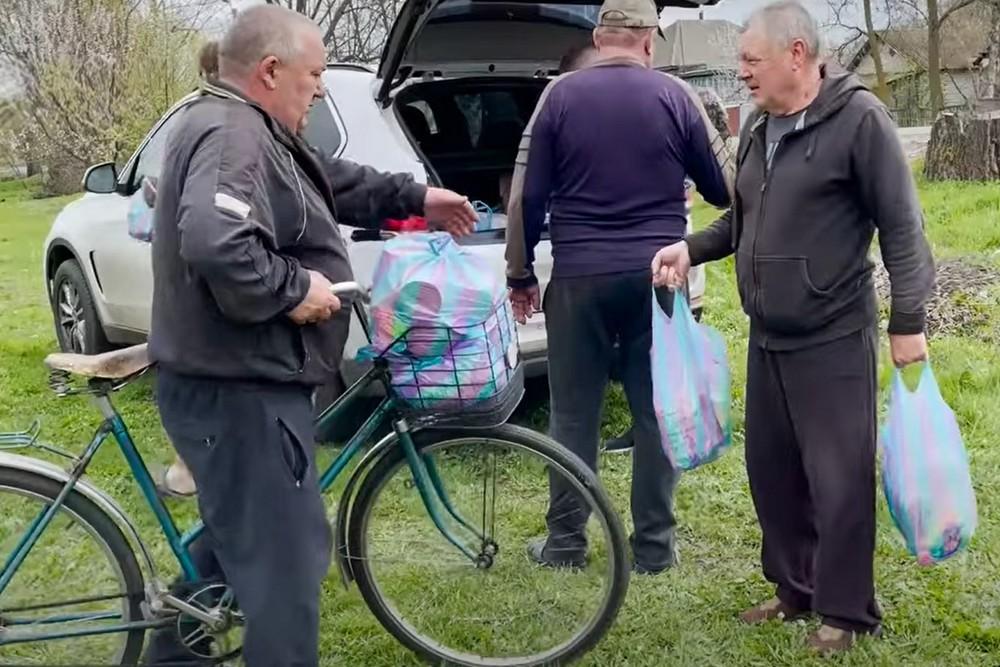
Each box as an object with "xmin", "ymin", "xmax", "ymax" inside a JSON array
[
  {"xmin": 333, "ymin": 430, "xmax": 402, "ymax": 588},
  {"xmin": 0, "ymin": 452, "xmax": 160, "ymax": 586}
]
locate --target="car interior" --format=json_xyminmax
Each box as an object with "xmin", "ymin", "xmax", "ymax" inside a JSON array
[{"xmin": 394, "ymin": 78, "xmax": 550, "ymax": 215}]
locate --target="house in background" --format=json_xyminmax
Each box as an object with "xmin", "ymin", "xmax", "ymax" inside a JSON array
[
  {"xmin": 846, "ymin": 19, "xmax": 989, "ymax": 126},
  {"xmin": 655, "ymin": 18, "xmax": 750, "ymax": 135}
]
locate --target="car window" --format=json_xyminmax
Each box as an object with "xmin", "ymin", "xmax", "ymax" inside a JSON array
[
  {"xmin": 455, "ymin": 91, "xmax": 526, "ymax": 151},
  {"xmin": 455, "ymin": 94, "xmax": 483, "ymax": 146},
  {"xmin": 133, "ymin": 109, "xmax": 184, "ymax": 187},
  {"xmin": 301, "ymin": 98, "xmax": 344, "ymax": 161}
]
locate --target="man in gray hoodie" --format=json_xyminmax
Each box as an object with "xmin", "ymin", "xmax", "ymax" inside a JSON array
[
  {"xmin": 653, "ymin": 1, "xmax": 934, "ymax": 654},
  {"xmin": 143, "ymin": 6, "xmax": 476, "ymax": 665}
]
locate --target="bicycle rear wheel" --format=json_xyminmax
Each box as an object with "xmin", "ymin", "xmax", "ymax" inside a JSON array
[
  {"xmin": 0, "ymin": 466, "xmax": 146, "ymax": 665},
  {"xmin": 347, "ymin": 423, "xmax": 629, "ymax": 666}
]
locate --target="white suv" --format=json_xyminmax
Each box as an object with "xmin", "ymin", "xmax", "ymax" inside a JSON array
[{"xmin": 42, "ymin": 0, "xmax": 714, "ymax": 399}]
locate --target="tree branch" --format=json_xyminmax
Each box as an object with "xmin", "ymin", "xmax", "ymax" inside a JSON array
[{"xmin": 939, "ymin": 0, "xmax": 979, "ymax": 25}]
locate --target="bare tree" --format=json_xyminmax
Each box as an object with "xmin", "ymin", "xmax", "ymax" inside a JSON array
[
  {"xmin": 984, "ymin": 0, "xmax": 1000, "ymax": 100},
  {"xmin": 263, "ymin": 0, "xmax": 403, "ymax": 63},
  {"xmin": 0, "ymin": 0, "xmax": 201, "ymax": 193},
  {"xmin": 895, "ymin": 0, "xmax": 984, "ymax": 116},
  {"xmin": 827, "ymin": 0, "xmax": 896, "ymax": 102}
]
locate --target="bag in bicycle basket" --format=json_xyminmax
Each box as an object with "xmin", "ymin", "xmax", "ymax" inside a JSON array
[{"xmin": 362, "ymin": 232, "xmax": 521, "ymax": 413}]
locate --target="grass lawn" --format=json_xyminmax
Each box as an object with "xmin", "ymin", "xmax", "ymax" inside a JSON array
[{"xmin": 1, "ymin": 172, "xmax": 999, "ymax": 665}]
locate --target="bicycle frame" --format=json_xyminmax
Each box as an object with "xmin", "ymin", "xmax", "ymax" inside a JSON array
[{"xmin": 0, "ymin": 360, "xmax": 491, "ymax": 647}]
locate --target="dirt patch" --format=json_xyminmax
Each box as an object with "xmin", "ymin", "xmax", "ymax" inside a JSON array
[{"xmin": 874, "ymin": 256, "xmax": 1000, "ymax": 336}]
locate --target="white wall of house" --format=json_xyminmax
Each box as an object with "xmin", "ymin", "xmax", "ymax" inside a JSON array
[{"xmin": 854, "ymin": 48, "xmax": 915, "ymax": 82}]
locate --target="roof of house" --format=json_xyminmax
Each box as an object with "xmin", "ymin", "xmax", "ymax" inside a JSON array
[
  {"xmin": 846, "ymin": 7, "xmax": 989, "ymax": 74},
  {"xmin": 654, "ymin": 19, "xmax": 741, "ymax": 70}
]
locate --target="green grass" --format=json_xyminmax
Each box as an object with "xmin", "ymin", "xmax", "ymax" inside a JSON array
[{"xmin": 1, "ymin": 176, "xmax": 999, "ymax": 665}]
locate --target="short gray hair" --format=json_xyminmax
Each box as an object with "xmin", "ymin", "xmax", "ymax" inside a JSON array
[
  {"xmin": 219, "ymin": 5, "xmax": 321, "ymax": 76},
  {"xmin": 743, "ymin": 0, "xmax": 822, "ymax": 60},
  {"xmin": 593, "ymin": 26, "xmax": 655, "ymax": 49}
]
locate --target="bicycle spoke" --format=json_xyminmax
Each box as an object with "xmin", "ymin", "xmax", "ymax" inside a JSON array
[
  {"xmin": 350, "ymin": 429, "xmax": 627, "ymax": 665},
  {"xmin": 1, "ymin": 591, "xmax": 129, "ymax": 615}
]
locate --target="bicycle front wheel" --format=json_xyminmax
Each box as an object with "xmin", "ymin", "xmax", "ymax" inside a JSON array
[{"xmin": 347, "ymin": 423, "xmax": 629, "ymax": 666}]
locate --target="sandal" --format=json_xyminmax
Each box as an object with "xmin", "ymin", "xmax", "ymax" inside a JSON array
[{"xmin": 152, "ymin": 463, "xmax": 198, "ymax": 499}]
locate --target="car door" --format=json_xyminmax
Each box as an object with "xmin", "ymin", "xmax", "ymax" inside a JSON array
[
  {"xmin": 300, "ymin": 92, "xmax": 377, "ymax": 373},
  {"xmin": 89, "ymin": 104, "xmax": 187, "ymax": 332}
]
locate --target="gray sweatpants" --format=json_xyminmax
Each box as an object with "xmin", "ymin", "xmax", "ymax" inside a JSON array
[
  {"xmin": 541, "ymin": 271, "xmax": 679, "ymax": 571},
  {"xmin": 143, "ymin": 369, "xmax": 332, "ymax": 666}
]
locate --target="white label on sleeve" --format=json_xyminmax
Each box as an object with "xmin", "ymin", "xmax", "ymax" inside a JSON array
[{"xmin": 214, "ymin": 192, "xmax": 251, "ymax": 219}]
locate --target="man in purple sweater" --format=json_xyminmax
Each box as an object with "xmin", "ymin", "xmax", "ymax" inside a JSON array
[{"xmin": 505, "ymin": 0, "xmax": 732, "ymax": 574}]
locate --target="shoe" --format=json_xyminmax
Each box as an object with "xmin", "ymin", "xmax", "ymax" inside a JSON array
[
  {"xmin": 632, "ymin": 562, "xmax": 669, "ymax": 576},
  {"xmin": 739, "ymin": 597, "xmax": 810, "ymax": 624},
  {"xmin": 153, "ymin": 462, "xmax": 198, "ymax": 499},
  {"xmin": 601, "ymin": 428, "xmax": 634, "ymax": 455},
  {"xmin": 807, "ymin": 623, "xmax": 881, "ymax": 654},
  {"xmin": 807, "ymin": 625, "xmax": 855, "ymax": 654},
  {"xmin": 526, "ymin": 536, "xmax": 586, "ymax": 569}
]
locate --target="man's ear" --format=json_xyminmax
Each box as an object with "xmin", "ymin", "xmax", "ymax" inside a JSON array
[{"xmin": 258, "ymin": 55, "xmax": 281, "ymax": 90}]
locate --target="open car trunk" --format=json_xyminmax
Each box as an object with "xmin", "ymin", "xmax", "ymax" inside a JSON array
[
  {"xmin": 380, "ymin": 0, "xmax": 722, "ymax": 223},
  {"xmin": 395, "ymin": 77, "xmax": 548, "ymax": 214}
]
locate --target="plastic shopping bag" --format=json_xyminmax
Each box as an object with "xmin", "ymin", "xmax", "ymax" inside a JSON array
[
  {"xmin": 126, "ymin": 176, "xmax": 157, "ymax": 243},
  {"xmin": 650, "ymin": 288, "xmax": 732, "ymax": 471},
  {"xmin": 362, "ymin": 231, "xmax": 518, "ymax": 410},
  {"xmin": 367, "ymin": 232, "xmax": 505, "ymax": 355},
  {"xmin": 881, "ymin": 363, "xmax": 977, "ymax": 565}
]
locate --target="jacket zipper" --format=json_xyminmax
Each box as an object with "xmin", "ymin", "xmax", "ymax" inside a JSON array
[
  {"xmin": 750, "ymin": 114, "xmax": 809, "ymax": 346},
  {"xmin": 749, "ymin": 121, "xmax": 772, "ymax": 330}
]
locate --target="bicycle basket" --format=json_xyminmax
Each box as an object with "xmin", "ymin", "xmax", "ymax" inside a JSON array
[{"xmin": 377, "ymin": 299, "xmax": 524, "ymax": 426}]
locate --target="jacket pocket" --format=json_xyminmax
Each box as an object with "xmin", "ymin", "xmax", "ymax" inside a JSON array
[
  {"xmin": 254, "ymin": 322, "xmax": 308, "ymax": 378},
  {"xmin": 276, "ymin": 416, "xmax": 310, "ymax": 487},
  {"xmin": 734, "ymin": 249, "xmax": 754, "ymax": 317},
  {"xmin": 755, "ymin": 256, "xmax": 835, "ymax": 334}
]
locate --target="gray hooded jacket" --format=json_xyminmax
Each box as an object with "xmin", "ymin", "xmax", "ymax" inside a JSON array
[
  {"xmin": 686, "ymin": 68, "xmax": 935, "ymax": 350},
  {"xmin": 149, "ymin": 81, "xmax": 427, "ymax": 385}
]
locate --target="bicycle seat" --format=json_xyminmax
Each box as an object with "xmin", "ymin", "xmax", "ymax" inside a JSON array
[{"xmin": 44, "ymin": 343, "xmax": 152, "ymax": 380}]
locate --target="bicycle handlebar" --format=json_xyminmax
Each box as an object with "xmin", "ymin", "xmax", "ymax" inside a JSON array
[{"xmin": 329, "ymin": 281, "xmax": 371, "ymax": 304}]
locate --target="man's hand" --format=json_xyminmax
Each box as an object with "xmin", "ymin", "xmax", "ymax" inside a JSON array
[
  {"xmin": 288, "ymin": 270, "xmax": 342, "ymax": 325},
  {"xmin": 890, "ymin": 333, "xmax": 928, "ymax": 368},
  {"xmin": 424, "ymin": 187, "xmax": 477, "ymax": 237},
  {"xmin": 652, "ymin": 241, "xmax": 691, "ymax": 288},
  {"xmin": 510, "ymin": 285, "xmax": 541, "ymax": 325}
]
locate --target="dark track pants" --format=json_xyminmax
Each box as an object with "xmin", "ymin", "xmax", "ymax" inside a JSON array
[
  {"xmin": 143, "ymin": 369, "xmax": 332, "ymax": 666},
  {"xmin": 745, "ymin": 328, "xmax": 882, "ymax": 633},
  {"xmin": 541, "ymin": 272, "xmax": 679, "ymax": 571}
]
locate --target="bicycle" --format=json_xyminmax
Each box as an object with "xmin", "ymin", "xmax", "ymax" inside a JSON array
[{"xmin": 0, "ymin": 282, "xmax": 630, "ymax": 666}]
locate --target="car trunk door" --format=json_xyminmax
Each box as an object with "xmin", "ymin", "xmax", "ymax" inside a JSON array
[{"xmin": 375, "ymin": 0, "xmax": 723, "ymax": 104}]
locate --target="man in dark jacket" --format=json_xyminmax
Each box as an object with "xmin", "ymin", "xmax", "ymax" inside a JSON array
[
  {"xmin": 653, "ymin": 0, "xmax": 935, "ymax": 654},
  {"xmin": 506, "ymin": 0, "xmax": 732, "ymax": 576},
  {"xmin": 143, "ymin": 6, "xmax": 476, "ymax": 665}
]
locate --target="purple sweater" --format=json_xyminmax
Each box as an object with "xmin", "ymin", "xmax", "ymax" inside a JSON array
[{"xmin": 506, "ymin": 59, "xmax": 732, "ymax": 287}]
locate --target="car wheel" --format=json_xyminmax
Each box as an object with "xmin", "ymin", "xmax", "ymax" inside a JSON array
[{"xmin": 51, "ymin": 260, "xmax": 112, "ymax": 355}]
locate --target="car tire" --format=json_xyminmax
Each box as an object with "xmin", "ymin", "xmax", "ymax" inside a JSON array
[{"xmin": 51, "ymin": 259, "xmax": 112, "ymax": 355}]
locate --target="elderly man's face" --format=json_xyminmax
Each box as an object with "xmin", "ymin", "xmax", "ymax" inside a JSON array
[
  {"xmin": 738, "ymin": 26, "xmax": 797, "ymax": 113},
  {"xmin": 268, "ymin": 29, "xmax": 327, "ymax": 133}
]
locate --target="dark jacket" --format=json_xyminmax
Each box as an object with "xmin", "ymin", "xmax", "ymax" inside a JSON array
[
  {"xmin": 149, "ymin": 81, "xmax": 427, "ymax": 385},
  {"xmin": 686, "ymin": 68, "xmax": 935, "ymax": 350}
]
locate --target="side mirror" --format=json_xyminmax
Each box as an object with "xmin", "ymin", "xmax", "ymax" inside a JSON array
[{"xmin": 81, "ymin": 162, "xmax": 118, "ymax": 194}]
